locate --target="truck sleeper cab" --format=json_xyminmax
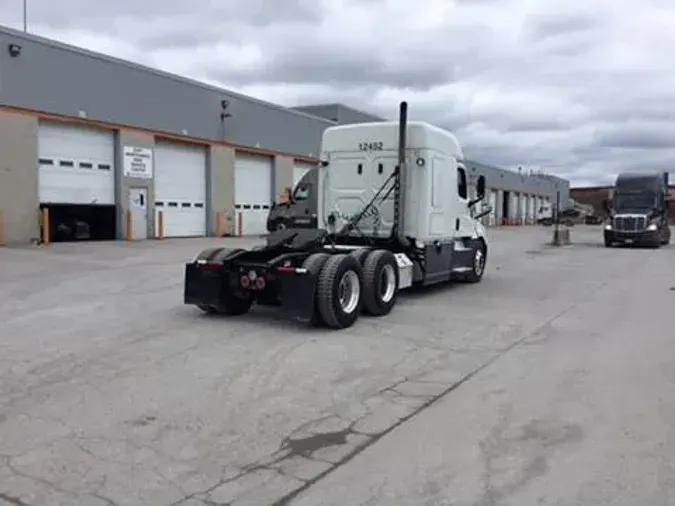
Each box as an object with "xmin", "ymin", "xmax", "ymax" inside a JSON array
[
  {"xmin": 183, "ymin": 102, "xmax": 490, "ymax": 330},
  {"xmin": 604, "ymin": 172, "xmax": 671, "ymax": 248}
]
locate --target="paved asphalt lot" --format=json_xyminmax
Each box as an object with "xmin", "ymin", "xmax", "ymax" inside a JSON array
[{"xmin": 0, "ymin": 226, "xmax": 674, "ymax": 506}]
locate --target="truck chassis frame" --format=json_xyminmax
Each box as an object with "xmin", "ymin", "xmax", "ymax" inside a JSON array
[{"xmin": 184, "ymin": 228, "xmax": 486, "ymax": 329}]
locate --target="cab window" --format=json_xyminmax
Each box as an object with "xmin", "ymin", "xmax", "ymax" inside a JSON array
[
  {"xmin": 457, "ymin": 168, "xmax": 468, "ymax": 199},
  {"xmin": 293, "ymin": 184, "xmax": 310, "ymax": 201}
]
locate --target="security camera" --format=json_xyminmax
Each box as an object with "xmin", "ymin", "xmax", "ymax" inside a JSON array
[
  {"xmin": 221, "ymin": 99, "xmax": 230, "ymax": 110},
  {"xmin": 8, "ymin": 43, "xmax": 21, "ymax": 57}
]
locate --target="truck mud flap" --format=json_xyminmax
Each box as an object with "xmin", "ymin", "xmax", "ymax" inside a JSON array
[
  {"xmin": 184, "ymin": 263, "xmax": 224, "ymax": 307},
  {"xmin": 278, "ymin": 272, "xmax": 317, "ymax": 323}
]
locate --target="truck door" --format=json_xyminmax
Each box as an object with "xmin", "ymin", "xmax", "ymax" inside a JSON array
[
  {"xmin": 454, "ymin": 166, "xmax": 478, "ymax": 237},
  {"xmin": 290, "ymin": 180, "xmax": 314, "ymax": 226}
]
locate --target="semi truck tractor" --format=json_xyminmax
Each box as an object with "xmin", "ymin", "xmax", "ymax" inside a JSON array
[
  {"xmin": 183, "ymin": 102, "xmax": 490, "ymax": 329},
  {"xmin": 603, "ymin": 171, "xmax": 671, "ymax": 247},
  {"xmin": 266, "ymin": 168, "xmax": 318, "ymax": 232}
]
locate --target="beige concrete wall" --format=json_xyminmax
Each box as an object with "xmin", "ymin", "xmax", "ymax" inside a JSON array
[
  {"xmin": 115, "ymin": 131, "xmax": 155, "ymax": 239},
  {"xmin": 274, "ymin": 155, "xmax": 294, "ymax": 198},
  {"xmin": 0, "ymin": 112, "xmax": 39, "ymax": 244},
  {"xmin": 209, "ymin": 145, "xmax": 236, "ymax": 235}
]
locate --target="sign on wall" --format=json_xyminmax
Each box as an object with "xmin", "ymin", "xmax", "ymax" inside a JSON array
[{"xmin": 123, "ymin": 146, "xmax": 153, "ymax": 179}]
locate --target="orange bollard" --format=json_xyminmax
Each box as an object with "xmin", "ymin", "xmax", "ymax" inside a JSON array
[
  {"xmin": 125, "ymin": 209, "xmax": 133, "ymax": 241},
  {"xmin": 214, "ymin": 212, "xmax": 224, "ymax": 237},
  {"xmin": 225, "ymin": 213, "xmax": 232, "ymax": 236},
  {"xmin": 41, "ymin": 207, "xmax": 51, "ymax": 245},
  {"xmin": 156, "ymin": 210, "xmax": 164, "ymax": 240}
]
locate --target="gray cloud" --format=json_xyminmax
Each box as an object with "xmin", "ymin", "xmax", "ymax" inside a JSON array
[
  {"xmin": 1, "ymin": 0, "xmax": 674, "ymax": 185},
  {"xmin": 593, "ymin": 122, "xmax": 675, "ymax": 150},
  {"xmin": 524, "ymin": 11, "xmax": 602, "ymax": 42}
]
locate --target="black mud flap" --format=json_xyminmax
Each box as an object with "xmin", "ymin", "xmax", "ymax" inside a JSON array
[
  {"xmin": 184, "ymin": 263, "xmax": 224, "ymax": 307},
  {"xmin": 278, "ymin": 272, "xmax": 317, "ymax": 323}
]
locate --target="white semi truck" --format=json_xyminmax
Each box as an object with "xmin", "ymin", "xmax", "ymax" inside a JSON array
[{"xmin": 183, "ymin": 102, "xmax": 490, "ymax": 329}]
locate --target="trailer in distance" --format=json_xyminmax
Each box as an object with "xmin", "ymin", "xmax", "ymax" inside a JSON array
[{"xmin": 183, "ymin": 102, "xmax": 491, "ymax": 329}]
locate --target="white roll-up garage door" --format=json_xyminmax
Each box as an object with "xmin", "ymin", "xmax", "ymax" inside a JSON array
[
  {"xmin": 38, "ymin": 121, "xmax": 115, "ymax": 204},
  {"xmin": 488, "ymin": 190, "xmax": 497, "ymax": 226},
  {"xmin": 235, "ymin": 153, "xmax": 273, "ymax": 236},
  {"xmin": 293, "ymin": 161, "xmax": 316, "ymax": 188},
  {"xmin": 510, "ymin": 193, "xmax": 518, "ymax": 223},
  {"xmin": 520, "ymin": 194, "xmax": 527, "ymax": 224},
  {"xmin": 154, "ymin": 140, "xmax": 207, "ymax": 237}
]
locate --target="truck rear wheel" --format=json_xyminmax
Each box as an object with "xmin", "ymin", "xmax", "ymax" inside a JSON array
[
  {"xmin": 349, "ymin": 248, "xmax": 370, "ymax": 266},
  {"xmin": 211, "ymin": 290, "xmax": 253, "ymax": 316},
  {"xmin": 194, "ymin": 247, "xmax": 224, "ymax": 262},
  {"xmin": 302, "ymin": 253, "xmax": 331, "ymax": 326},
  {"xmin": 361, "ymin": 250, "xmax": 399, "ymax": 316},
  {"xmin": 317, "ymin": 254, "xmax": 363, "ymax": 329}
]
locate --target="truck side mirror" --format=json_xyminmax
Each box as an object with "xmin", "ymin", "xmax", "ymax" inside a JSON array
[{"xmin": 476, "ymin": 176, "xmax": 486, "ymax": 199}]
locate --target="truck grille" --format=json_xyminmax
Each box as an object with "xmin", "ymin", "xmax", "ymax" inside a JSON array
[{"xmin": 613, "ymin": 216, "xmax": 646, "ymax": 232}]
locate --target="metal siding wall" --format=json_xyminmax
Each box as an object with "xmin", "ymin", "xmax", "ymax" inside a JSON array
[
  {"xmin": 291, "ymin": 104, "xmax": 383, "ymax": 124},
  {"xmin": 292, "ymin": 105, "xmax": 339, "ymax": 122},
  {"xmin": 0, "ymin": 27, "xmax": 332, "ymax": 159},
  {"xmin": 336, "ymin": 106, "xmax": 384, "ymax": 124},
  {"xmin": 466, "ymin": 160, "xmax": 570, "ymax": 207}
]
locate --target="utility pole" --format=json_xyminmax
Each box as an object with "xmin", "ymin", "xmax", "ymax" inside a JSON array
[{"xmin": 23, "ymin": 0, "xmax": 27, "ymax": 32}]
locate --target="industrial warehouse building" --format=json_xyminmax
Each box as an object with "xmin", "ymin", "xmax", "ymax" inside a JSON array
[{"xmin": 0, "ymin": 25, "xmax": 569, "ymax": 244}]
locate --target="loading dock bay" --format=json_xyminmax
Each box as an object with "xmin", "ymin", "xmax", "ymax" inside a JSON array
[{"xmin": 0, "ymin": 226, "xmax": 673, "ymax": 506}]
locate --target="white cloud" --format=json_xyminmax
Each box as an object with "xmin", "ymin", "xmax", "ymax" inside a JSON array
[{"xmin": 2, "ymin": 0, "xmax": 674, "ymax": 185}]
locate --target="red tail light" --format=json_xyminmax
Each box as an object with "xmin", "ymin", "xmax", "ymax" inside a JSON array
[
  {"xmin": 197, "ymin": 260, "xmax": 223, "ymax": 268},
  {"xmin": 255, "ymin": 276, "xmax": 266, "ymax": 290}
]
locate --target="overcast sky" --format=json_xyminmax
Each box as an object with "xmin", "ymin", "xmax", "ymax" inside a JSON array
[{"xmin": 2, "ymin": 0, "xmax": 674, "ymax": 185}]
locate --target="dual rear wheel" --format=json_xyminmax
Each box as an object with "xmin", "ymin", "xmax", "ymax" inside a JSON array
[{"xmin": 303, "ymin": 249, "xmax": 399, "ymax": 329}]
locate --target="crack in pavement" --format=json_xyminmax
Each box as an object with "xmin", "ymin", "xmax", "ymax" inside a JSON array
[
  {"xmin": 0, "ymin": 492, "xmax": 33, "ymax": 506},
  {"xmin": 250, "ymin": 277, "xmax": 613, "ymax": 506},
  {"xmin": 2, "ymin": 259, "xmax": 620, "ymax": 506}
]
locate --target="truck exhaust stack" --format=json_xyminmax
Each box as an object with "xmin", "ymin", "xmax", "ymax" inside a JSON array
[{"xmin": 394, "ymin": 101, "xmax": 408, "ymax": 242}]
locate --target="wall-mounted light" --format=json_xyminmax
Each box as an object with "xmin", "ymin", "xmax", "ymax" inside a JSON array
[
  {"xmin": 8, "ymin": 43, "xmax": 21, "ymax": 57},
  {"xmin": 220, "ymin": 99, "xmax": 232, "ymax": 120}
]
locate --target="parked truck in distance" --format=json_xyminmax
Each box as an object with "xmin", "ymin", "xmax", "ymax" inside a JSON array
[
  {"xmin": 183, "ymin": 102, "xmax": 489, "ymax": 329},
  {"xmin": 603, "ymin": 171, "xmax": 671, "ymax": 247},
  {"xmin": 266, "ymin": 168, "xmax": 318, "ymax": 232}
]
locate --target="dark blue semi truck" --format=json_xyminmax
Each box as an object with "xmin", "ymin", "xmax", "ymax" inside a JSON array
[
  {"xmin": 266, "ymin": 168, "xmax": 319, "ymax": 232},
  {"xmin": 603, "ymin": 171, "xmax": 671, "ymax": 247}
]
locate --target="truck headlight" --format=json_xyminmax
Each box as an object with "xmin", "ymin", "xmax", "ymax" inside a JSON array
[
  {"xmin": 647, "ymin": 223, "xmax": 658, "ymax": 231},
  {"xmin": 604, "ymin": 224, "xmax": 612, "ymax": 230}
]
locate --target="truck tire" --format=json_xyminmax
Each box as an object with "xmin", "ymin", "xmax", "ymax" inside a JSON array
[
  {"xmin": 272, "ymin": 218, "xmax": 290, "ymax": 231},
  {"xmin": 463, "ymin": 241, "xmax": 487, "ymax": 284},
  {"xmin": 302, "ymin": 253, "xmax": 331, "ymax": 325},
  {"xmin": 349, "ymin": 248, "xmax": 371, "ymax": 266},
  {"xmin": 317, "ymin": 254, "xmax": 363, "ymax": 329},
  {"xmin": 194, "ymin": 247, "xmax": 225, "ymax": 262},
  {"xmin": 361, "ymin": 250, "xmax": 399, "ymax": 316}
]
